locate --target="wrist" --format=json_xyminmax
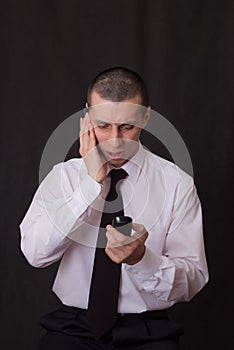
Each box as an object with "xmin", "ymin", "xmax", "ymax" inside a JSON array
[{"xmin": 126, "ymin": 245, "xmax": 146, "ymax": 265}]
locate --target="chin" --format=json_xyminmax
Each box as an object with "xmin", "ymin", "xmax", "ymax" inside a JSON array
[{"xmin": 109, "ymin": 159, "xmax": 127, "ymax": 167}]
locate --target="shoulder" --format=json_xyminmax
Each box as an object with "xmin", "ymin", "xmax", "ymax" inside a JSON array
[
  {"xmin": 143, "ymin": 148, "xmax": 194, "ymax": 188},
  {"xmin": 53, "ymin": 157, "xmax": 83, "ymax": 172},
  {"xmin": 41, "ymin": 157, "xmax": 84, "ymax": 184}
]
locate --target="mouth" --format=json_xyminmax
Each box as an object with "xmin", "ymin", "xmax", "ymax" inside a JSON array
[{"xmin": 108, "ymin": 152, "xmax": 124, "ymax": 160}]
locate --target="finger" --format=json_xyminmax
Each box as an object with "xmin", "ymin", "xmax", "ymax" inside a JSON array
[
  {"xmin": 105, "ymin": 247, "xmax": 122, "ymax": 264},
  {"xmin": 106, "ymin": 225, "xmax": 132, "ymax": 241},
  {"xmin": 86, "ymin": 113, "xmax": 94, "ymax": 132},
  {"xmin": 79, "ymin": 118, "xmax": 85, "ymax": 153},
  {"xmin": 88, "ymin": 122, "xmax": 96, "ymax": 146},
  {"xmin": 80, "ymin": 117, "xmax": 89, "ymax": 141},
  {"xmin": 80, "ymin": 112, "xmax": 91, "ymax": 135},
  {"xmin": 106, "ymin": 227, "xmax": 132, "ymax": 247},
  {"xmin": 106, "ymin": 229, "xmax": 130, "ymax": 245},
  {"xmin": 79, "ymin": 116, "xmax": 84, "ymax": 137},
  {"xmin": 132, "ymin": 223, "xmax": 148, "ymax": 236},
  {"xmin": 83, "ymin": 113, "xmax": 90, "ymax": 134},
  {"xmin": 132, "ymin": 231, "xmax": 148, "ymax": 244},
  {"xmin": 82, "ymin": 116, "xmax": 95, "ymax": 150},
  {"xmin": 132, "ymin": 222, "xmax": 145, "ymax": 233}
]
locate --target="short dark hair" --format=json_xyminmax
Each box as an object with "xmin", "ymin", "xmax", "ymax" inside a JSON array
[{"xmin": 87, "ymin": 67, "xmax": 148, "ymax": 107}]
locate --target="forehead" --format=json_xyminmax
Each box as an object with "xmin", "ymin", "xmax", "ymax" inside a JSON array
[
  {"xmin": 89, "ymin": 103, "xmax": 145, "ymax": 124},
  {"xmin": 89, "ymin": 102, "xmax": 143, "ymax": 123},
  {"xmin": 88, "ymin": 91, "xmax": 146, "ymax": 123}
]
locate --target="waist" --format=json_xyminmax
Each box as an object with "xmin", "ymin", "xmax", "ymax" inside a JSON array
[
  {"xmin": 62, "ymin": 304, "xmax": 168, "ymax": 319},
  {"xmin": 117, "ymin": 309, "xmax": 168, "ymax": 319}
]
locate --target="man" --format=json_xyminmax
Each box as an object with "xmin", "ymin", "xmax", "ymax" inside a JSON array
[{"xmin": 20, "ymin": 67, "xmax": 209, "ymax": 349}]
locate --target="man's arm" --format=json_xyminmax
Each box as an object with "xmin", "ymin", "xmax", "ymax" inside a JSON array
[
  {"xmin": 107, "ymin": 182, "xmax": 208, "ymax": 303},
  {"xmin": 20, "ymin": 161, "xmax": 102, "ymax": 268},
  {"xmin": 20, "ymin": 112, "xmax": 107, "ymax": 268}
]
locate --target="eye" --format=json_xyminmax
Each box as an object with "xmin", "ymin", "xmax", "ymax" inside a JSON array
[
  {"xmin": 119, "ymin": 124, "xmax": 134, "ymax": 131},
  {"xmin": 97, "ymin": 124, "xmax": 110, "ymax": 129}
]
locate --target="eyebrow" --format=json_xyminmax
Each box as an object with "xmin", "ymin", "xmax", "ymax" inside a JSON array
[{"xmin": 93, "ymin": 120, "xmax": 137, "ymax": 125}]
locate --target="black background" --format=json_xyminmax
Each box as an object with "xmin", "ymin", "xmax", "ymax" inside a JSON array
[{"xmin": 0, "ymin": 1, "xmax": 233, "ymax": 349}]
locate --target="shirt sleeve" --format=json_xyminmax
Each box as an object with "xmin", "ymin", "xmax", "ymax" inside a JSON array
[
  {"xmin": 20, "ymin": 162, "xmax": 101, "ymax": 268},
  {"xmin": 125, "ymin": 180, "xmax": 209, "ymax": 303}
]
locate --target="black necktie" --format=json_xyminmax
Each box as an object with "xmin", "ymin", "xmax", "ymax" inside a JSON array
[{"xmin": 87, "ymin": 169, "xmax": 128, "ymax": 338}]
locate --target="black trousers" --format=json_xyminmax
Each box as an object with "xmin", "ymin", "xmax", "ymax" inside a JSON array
[{"xmin": 37, "ymin": 305, "xmax": 184, "ymax": 350}]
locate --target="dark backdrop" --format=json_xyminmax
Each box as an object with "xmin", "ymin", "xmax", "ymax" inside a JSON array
[{"xmin": 1, "ymin": 1, "xmax": 233, "ymax": 349}]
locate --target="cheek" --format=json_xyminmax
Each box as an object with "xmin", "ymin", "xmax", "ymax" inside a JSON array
[
  {"xmin": 94, "ymin": 130, "xmax": 109, "ymax": 146},
  {"xmin": 126, "ymin": 129, "xmax": 141, "ymax": 141}
]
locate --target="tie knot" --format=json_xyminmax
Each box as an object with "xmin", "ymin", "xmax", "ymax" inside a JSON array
[
  {"xmin": 107, "ymin": 169, "xmax": 128, "ymax": 201},
  {"xmin": 109, "ymin": 169, "xmax": 128, "ymax": 184}
]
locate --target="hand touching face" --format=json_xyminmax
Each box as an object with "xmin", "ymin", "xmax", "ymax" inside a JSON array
[{"xmin": 79, "ymin": 112, "xmax": 108, "ymax": 184}]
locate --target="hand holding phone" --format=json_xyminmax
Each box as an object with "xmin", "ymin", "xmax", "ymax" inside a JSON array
[{"xmin": 112, "ymin": 216, "xmax": 132, "ymax": 236}]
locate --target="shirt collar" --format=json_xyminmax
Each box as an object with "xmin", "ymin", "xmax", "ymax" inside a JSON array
[{"xmin": 107, "ymin": 142, "xmax": 146, "ymax": 183}]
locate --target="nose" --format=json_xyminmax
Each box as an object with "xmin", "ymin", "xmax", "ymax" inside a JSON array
[
  {"xmin": 111, "ymin": 125, "xmax": 120, "ymax": 138},
  {"xmin": 109, "ymin": 125, "xmax": 123, "ymax": 146}
]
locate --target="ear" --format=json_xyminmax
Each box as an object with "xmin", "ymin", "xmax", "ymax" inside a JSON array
[
  {"xmin": 142, "ymin": 106, "xmax": 151, "ymax": 128},
  {"xmin": 85, "ymin": 102, "xmax": 89, "ymax": 109}
]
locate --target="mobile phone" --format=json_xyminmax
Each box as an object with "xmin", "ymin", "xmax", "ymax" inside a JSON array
[{"xmin": 112, "ymin": 216, "xmax": 132, "ymax": 236}]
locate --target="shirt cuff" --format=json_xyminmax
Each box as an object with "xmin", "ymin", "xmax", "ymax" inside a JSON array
[{"xmin": 125, "ymin": 246, "xmax": 163, "ymax": 278}]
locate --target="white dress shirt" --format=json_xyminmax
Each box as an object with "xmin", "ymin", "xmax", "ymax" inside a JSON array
[{"xmin": 20, "ymin": 143, "xmax": 208, "ymax": 313}]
